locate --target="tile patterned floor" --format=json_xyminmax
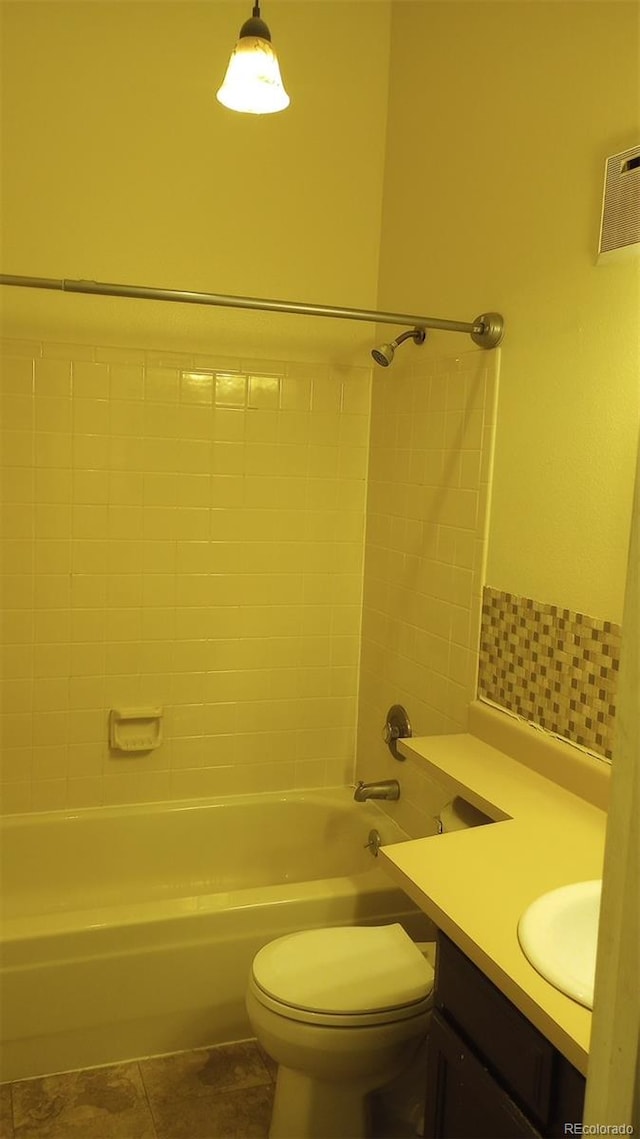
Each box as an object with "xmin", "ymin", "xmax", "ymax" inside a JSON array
[{"xmin": 0, "ymin": 1040, "xmax": 276, "ymax": 1139}]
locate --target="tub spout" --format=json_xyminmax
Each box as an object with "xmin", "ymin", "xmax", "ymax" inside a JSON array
[{"xmin": 354, "ymin": 780, "xmax": 400, "ymax": 802}]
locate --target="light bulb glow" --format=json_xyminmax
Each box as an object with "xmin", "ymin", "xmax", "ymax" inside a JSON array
[{"xmin": 216, "ymin": 36, "xmax": 290, "ymax": 115}]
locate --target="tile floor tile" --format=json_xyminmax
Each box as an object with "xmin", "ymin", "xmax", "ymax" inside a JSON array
[
  {"xmin": 140, "ymin": 1042, "xmax": 274, "ymax": 1139},
  {"xmin": 3, "ymin": 1041, "xmax": 278, "ymax": 1139},
  {"xmin": 253, "ymin": 1044, "xmax": 278, "ymax": 1083},
  {"xmin": 0, "ymin": 1084, "xmax": 15, "ymax": 1139},
  {"xmin": 139, "ymin": 1040, "xmax": 272, "ymax": 1102},
  {"xmin": 11, "ymin": 1063, "xmax": 156, "ymax": 1139},
  {"xmin": 148, "ymin": 1084, "xmax": 274, "ymax": 1139}
]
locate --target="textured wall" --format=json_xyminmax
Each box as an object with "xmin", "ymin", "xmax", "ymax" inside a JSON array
[
  {"xmin": 379, "ymin": 1, "xmax": 639, "ymax": 623},
  {"xmin": 0, "ymin": 1, "xmax": 391, "ymax": 364}
]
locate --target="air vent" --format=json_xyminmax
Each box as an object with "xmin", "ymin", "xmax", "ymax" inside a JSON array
[{"xmin": 598, "ymin": 144, "xmax": 640, "ymax": 263}]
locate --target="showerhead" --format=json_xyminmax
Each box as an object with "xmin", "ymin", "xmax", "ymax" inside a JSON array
[
  {"xmin": 371, "ymin": 343, "xmax": 395, "ymax": 368},
  {"xmin": 371, "ymin": 327, "xmax": 426, "ymax": 367}
]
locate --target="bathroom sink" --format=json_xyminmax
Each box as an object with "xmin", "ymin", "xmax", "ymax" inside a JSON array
[{"xmin": 517, "ymin": 880, "xmax": 601, "ymax": 1009}]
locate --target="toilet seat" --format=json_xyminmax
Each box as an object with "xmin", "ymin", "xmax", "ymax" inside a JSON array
[{"xmin": 250, "ymin": 924, "xmax": 434, "ymax": 1028}]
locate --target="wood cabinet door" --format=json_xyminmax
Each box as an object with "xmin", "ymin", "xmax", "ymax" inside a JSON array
[{"xmin": 424, "ymin": 1012, "xmax": 542, "ymax": 1139}]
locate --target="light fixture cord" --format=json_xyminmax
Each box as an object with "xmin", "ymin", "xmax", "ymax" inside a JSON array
[{"xmin": 252, "ymin": 3, "xmax": 261, "ymax": 16}]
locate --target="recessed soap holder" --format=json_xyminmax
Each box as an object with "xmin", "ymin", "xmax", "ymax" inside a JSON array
[{"xmin": 109, "ymin": 707, "xmax": 163, "ymax": 753}]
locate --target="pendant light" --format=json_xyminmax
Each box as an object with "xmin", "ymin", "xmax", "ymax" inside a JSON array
[{"xmin": 216, "ymin": 2, "xmax": 290, "ymax": 115}]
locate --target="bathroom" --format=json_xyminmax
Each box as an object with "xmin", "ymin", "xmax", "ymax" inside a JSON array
[{"xmin": 0, "ymin": 0, "xmax": 638, "ymax": 1136}]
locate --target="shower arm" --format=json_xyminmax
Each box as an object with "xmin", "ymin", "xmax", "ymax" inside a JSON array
[{"xmin": 0, "ymin": 274, "xmax": 504, "ymax": 349}]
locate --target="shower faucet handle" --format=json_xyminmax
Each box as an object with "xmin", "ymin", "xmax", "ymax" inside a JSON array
[{"xmin": 383, "ymin": 704, "xmax": 412, "ymax": 759}]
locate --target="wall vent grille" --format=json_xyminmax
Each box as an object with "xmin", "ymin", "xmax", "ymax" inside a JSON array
[{"xmin": 598, "ymin": 144, "xmax": 640, "ymax": 259}]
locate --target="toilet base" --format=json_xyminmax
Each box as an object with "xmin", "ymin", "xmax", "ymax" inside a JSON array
[
  {"xmin": 370, "ymin": 1033, "xmax": 430, "ymax": 1137},
  {"xmin": 269, "ymin": 1064, "xmax": 371, "ymax": 1139}
]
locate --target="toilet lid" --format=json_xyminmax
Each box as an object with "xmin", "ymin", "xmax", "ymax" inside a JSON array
[{"xmin": 251, "ymin": 924, "xmax": 434, "ymax": 1016}]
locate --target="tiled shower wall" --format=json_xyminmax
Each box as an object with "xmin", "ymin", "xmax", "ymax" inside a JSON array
[
  {"xmin": 356, "ymin": 349, "xmax": 499, "ymax": 836},
  {"xmin": 0, "ymin": 339, "xmax": 371, "ymax": 813}
]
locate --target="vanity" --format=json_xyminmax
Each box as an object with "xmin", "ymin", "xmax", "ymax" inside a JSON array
[
  {"xmin": 425, "ymin": 934, "xmax": 585, "ymax": 1137},
  {"xmin": 379, "ymin": 701, "xmax": 609, "ymax": 1138}
]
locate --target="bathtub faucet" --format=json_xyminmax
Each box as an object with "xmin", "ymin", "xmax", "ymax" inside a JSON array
[{"xmin": 354, "ymin": 780, "xmax": 400, "ymax": 802}]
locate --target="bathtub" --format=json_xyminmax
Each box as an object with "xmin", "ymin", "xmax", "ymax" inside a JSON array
[{"xmin": 0, "ymin": 787, "xmax": 432, "ymax": 1082}]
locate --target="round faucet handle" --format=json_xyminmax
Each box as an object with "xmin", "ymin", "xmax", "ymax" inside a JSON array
[
  {"xmin": 363, "ymin": 829, "xmax": 382, "ymax": 857},
  {"xmin": 383, "ymin": 704, "xmax": 412, "ymax": 758}
]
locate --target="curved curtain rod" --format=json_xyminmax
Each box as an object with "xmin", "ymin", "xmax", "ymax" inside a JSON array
[{"xmin": 0, "ymin": 274, "xmax": 504, "ymax": 349}]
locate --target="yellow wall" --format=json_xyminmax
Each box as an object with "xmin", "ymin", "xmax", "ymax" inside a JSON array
[
  {"xmin": 0, "ymin": 1, "xmax": 391, "ymax": 362},
  {"xmin": 0, "ymin": 2, "xmax": 389, "ymax": 812},
  {"xmin": 379, "ymin": 0, "xmax": 639, "ymax": 624}
]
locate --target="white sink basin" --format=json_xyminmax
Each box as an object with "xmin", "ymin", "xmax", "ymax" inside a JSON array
[{"xmin": 517, "ymin": 880, "xmax": 601, "ymax": 1008}]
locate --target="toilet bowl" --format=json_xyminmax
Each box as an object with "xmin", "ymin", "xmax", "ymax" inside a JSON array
[{"xmin": 246, "ymin": 923, "xmax": 434, "ymax": 1139}]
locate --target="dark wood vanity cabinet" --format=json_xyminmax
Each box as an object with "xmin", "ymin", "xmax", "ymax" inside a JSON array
[{"xmin": 424, "ymin": 934, "xmax": 586, "ymax": 1139}]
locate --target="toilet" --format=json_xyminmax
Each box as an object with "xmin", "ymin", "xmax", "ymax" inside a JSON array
[{"xmin": 246, "ymin": 922, "xmax": 434, "ymax": 1139}]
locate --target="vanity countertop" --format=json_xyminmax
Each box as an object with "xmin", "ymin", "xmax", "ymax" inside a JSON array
[{"xmin": 379, "ymin": 705, "xmax": 609, "ymax": 1074}]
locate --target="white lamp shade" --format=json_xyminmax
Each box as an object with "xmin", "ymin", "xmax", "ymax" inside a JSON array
[{"xmin": 216, "ymin": 36, "xmax": 290, "ymax": 115}]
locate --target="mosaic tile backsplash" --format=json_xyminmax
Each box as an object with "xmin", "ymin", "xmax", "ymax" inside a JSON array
[{"xmin": 478, "ymin": 586, "xmax": 622, "ymax": 759}]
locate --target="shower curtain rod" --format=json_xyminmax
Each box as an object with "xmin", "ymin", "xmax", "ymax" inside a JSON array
[{"xmin": 0, "ymin": 274, "xmax": 504, "ymax": 349}]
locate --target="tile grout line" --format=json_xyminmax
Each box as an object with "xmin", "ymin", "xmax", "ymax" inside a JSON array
[{"xmin": 136, "ymin": 1060, "xmax": 160, "ymax": 1139}]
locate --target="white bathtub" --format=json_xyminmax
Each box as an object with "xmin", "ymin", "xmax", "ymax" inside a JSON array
[{"xmin": 0, "ymin": 787, "xmax": 432, "ymax": 1082}]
